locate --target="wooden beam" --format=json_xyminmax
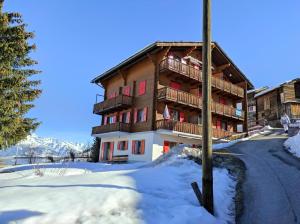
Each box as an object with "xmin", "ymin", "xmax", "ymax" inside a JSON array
[
  {"xmin": 183, "ymin": 46, "xmax": 197, "ymax": 57},
  {"xmin": 215, "ymin": 63, "xmax": 231, "ymax": 73},
  {"xmin": 118, "ymin": 69, "xmax": 127, "ymax": 85},
  {"xmin": 162, "ymin": 46, "xmax": 171, "ymax": 58},
  {"xmin": 147, "ymin": 53, "xmax": 156, "ymax": 64}
]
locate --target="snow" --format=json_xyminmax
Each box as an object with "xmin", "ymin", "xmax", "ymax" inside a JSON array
[
  {"xmin": 0, "ymin": 145, "xmax": 236, "ymax": 224},
  {"xmin": 284, "ymin": 131, "xmax": 300, "ymax": 158}
]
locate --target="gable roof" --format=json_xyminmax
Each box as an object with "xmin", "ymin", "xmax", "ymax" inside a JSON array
[
  {"xmin": 91, "ymin": 41, "xmax": 254, "ymax": 89},
  {"xmin": 254, "ymin": 78, "xmax": 300, "ymax": 98}
]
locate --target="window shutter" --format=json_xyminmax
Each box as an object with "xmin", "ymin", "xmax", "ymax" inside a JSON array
[
  {"xmin": 117, "ymin": 142, "xmax": 120, "ymax": 150},
  {"xmin": 123, "ymin": 86, "xmax": 131, "ymax": 96},
  {"xmin": 170, "ymin": 81, "xmax": 181, "ymax": 90},
  {"xmin": 143, "ymin": 107, "xmax": 147, "ymax": 122},
  {"xmin": 113, "ymin": 113, "xmax": 117, "ymax": 123},
  {"xmin": 126, "ymin": 112, "xmax": 131, "ymax": 123},
  {"xmin": 179, "ymin": 112, "xmax": 185, "ymax": 122},
  {"xmin": 109, "ymin": 142, "xmax": 114, "ymax": 161},
  {"xmin": 104, "ymin": 115, "xmax": 107, "ymax": 125},
  {"xmin": 134, "ymin": 109, "xmax": 137, "ymax": 123},
  {"xmin": 132, "ymin": 140, "xmax": 136, "ymax": 154},
  {"xmin": 141, "ymin": 140, "xmax": 145, "ymax": 154},
  {"xmin": 125, "ymin": 141, "xmax": 128, "ymax": 150},
  {"xmin": 119, "ymin": 112, "xmax": 123, "ymax": 122},
  {"xmin": 100, "ymin": 143, "xmax": 105, "ymax": 160},
  {"xmin": 138, "ymin": 80, "xmax": 146, "ymax": 95}
]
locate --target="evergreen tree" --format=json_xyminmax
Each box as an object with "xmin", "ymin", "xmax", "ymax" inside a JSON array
[
  {"xmin": 89, "ymin": 138, "xmax": 100, "ymax": 162},
  {"xmin": 0, "ymin": 0, "xmax": 41, "ymax": 149}
]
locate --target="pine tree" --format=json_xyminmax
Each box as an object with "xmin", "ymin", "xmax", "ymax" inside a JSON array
[{"xmin": 0, "ymin": 0, "xmax": 41, "ymax": 149}]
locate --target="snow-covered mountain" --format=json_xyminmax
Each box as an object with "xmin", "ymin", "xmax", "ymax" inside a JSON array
[{"xmin": 0, "ymin": 134, "xmax": 88, "ymax": 157}]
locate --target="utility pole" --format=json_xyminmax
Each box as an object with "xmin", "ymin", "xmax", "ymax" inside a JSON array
[{"xmin": 202, "ymin": 0, "xmax": 214, "ymax": 215}]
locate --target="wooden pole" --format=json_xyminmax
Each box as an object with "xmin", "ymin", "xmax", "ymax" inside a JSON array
[{"xmin": 202, "ymin": 0, "xmax": 214, "ymax": 215}]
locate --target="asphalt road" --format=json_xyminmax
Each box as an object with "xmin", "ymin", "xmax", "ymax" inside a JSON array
[{"xmin": 229, "ymin": 129, "xmax": 300, "ymax": 224}]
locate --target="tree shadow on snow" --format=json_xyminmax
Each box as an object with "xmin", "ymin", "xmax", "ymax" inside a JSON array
[{"xmin": 0, "ymin": 209, "xmax": 43, "ymax": 224}]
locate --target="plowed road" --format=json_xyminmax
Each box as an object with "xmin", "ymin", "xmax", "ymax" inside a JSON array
[{"xmin": 229, "ymin": 129, "xmax": 300, "ymax": 224}]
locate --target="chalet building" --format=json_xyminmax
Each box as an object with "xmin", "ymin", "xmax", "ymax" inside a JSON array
[
  {"xmin": 255, "ymin": 78, "xmax": 300, "ymax": 127},
  {"xmin": 91, "ymin": 42, "xmax": 254, "ymax": 162},
  {"xmin": 247, "ymin": 87, "xmax": 268, "ymax": 129}
]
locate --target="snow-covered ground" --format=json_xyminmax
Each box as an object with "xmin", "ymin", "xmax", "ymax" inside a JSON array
[
  {"xmin": 284, "ymin": 131, "xmax": 300, "ymax": 158},
  {"xmin": 0, "ymin": 146, "xmax": 236, "ymax": 224}
]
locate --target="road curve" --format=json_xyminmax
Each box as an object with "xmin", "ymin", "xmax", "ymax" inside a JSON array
[{"xmin": 228, "ymin": 130, "xmax": 300, "ymax": 224}]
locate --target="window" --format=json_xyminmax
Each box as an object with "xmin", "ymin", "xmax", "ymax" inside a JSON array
[
  {"xmin": 132, "ymin": 140, "xmax": 145, "ymax": 155},
  {"xmin": 249, "ymin": 106, "xmax": 256, "ymax": 112},
  {"xmin": 103, "ymin": 115, "xmax": 116, "ymax": 125},
  {"xmin": 137, "ymin": 109, "xmax": 144, "ymax": 122},
  {"xmin": 118, "ymin": 141, "xmax": 128, "ymax": 150},
  {"xmin": 170, "ymin": 109, "xmax": 179, "ymax": 121},
  {"xmin": 138, "ymin": 80, "xmax": 146, "ymax": 95},
  {"xmin": 108, "ymin": 92, "xmax": 117, "ymax": 99},
  {"xmin": 123, "ymin": 86, "xmax": 131, "ymax": 96},
  {"xmin": 295, "ymin": 82, "xmax": 300, "ymax": 99},
  {"xmin": 134, "ymin": 107, "xmax": 147, "ymax": 123}
]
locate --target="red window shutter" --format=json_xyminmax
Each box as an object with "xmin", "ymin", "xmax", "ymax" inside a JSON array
[
  {"xmin": 132, "ymin": 140, "xmax": 136, "ymax": 154},
  {"xmin": 113, "ymin": 113, "xmax": 117, "ymax": 123},
  {"xmin": 100, "ymin": 143, "xmax": 105, "ymax": 160},
  {"xmin": 197, "ymin": 89, "xmax": 202, "ymax": 97},
  {"xmin": 143, "ymin": 107, "xmax": 147, "ymax": 122},
  {"xmin": 117, "ymin": 142, "xmax": 121, "ymax": 150},
  {"xmin": 134, "ymin": 109, "xmax": 138, "ymax": 123},
  {"xmin": 125, "ymin": 141, "xmax": 128, "ymax": 150},
  {"xmin": 108, "ymin": 92, "xmax": 115, "ymax": 99},
  {"xmin": 141, "ymin": 140, "xmax": 145, "ymax": 154},
  {"xmin": 170, "ymin": 81, "xmax": 181, "ymax": 90},
  {"xmin": 179, "ymin": 112, "xmax": 185, "ymax": 122},
  {"xmin": 138, "ymin": 80, "xmax": 146, "ymax": 95},
  {"xmin": 103, "ymin": 115, "xmax": 107, "ymax": 125},
  {"xmin": 123, "ymin": 86, "xmax": 131, "ymax": 96},
  {"xmin": 126, "ymin": 112, "xmax": 130, "ymax": 123},
  {"xmin": 109, "ymin": 142, "xmax": 114, "ymax": 161},
  {"xmin": 163, "ymin": 141, "xmax": 170, "ymax": 154},
  {"xmin": 119, "ymin": 112, "xmax": 123, "ymax": 122},
  {"xmin": 220, "ymin": 98, "xmax": 226, "ymax": 105}
]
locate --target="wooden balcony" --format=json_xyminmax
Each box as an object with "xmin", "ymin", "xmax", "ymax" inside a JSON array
[
  {"xmin": 156, "ymin": 119, "xmax": 233, "ymax": 139},
  {"xmin": 159, "ymin": 58, "xmax": 244, "ymax": 98},
  {"xmin": 93, "ymin": 95, "xmax": 133, "ymax": 115},
  {"xmin": 92, "ymin": 122, "xmax": 131, "ymax": 135},
  {"xmin": 157, "ymin": 87, "xmax": 245, "ymax": 120}
]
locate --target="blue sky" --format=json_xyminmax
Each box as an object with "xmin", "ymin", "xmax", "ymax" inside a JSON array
[{"xmin": 4, "ymin": 0, "xmax": 300, "ymax": 143}]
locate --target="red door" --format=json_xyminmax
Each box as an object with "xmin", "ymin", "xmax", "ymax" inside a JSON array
[{"xmin": 163, "ymin": 141, "xmax": 170, "ymax": 154}]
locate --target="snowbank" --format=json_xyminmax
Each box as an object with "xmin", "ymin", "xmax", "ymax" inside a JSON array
[
  {"xmin": 0, "ymin": 148, "xmax": 235, "ymax": 224},
  {"xmin": 284, "ymin": 131, "xmax": 300, "ymax": 158}
]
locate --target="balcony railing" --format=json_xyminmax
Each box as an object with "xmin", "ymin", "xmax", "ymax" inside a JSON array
[
  {"xmin": 157, "ymin": 87, "xmax": 244, "ymax": 120},
  {"xmin": 156, "ymin": 119, "xmax": 233, "ymax": 139},
  {"xmin": 92, "ymin": 122, "xmax": 131, "ymax": 135},
  {"xmin": 159, "ymin": 58, "xmax": 244, "ymax": 98},
  {"xmin": 93, "ymin": 94, "xmax": 133, "ymax": 115}
]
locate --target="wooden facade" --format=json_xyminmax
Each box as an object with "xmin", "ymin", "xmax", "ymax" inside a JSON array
[
  {"xmin": 92, "ymin": 42, "xmax": 254, "ymax": 140},
  {"xmin": 255, "ymin": 79, "xmax": 300, "ymax": 127},
  {"xmin": 247, "ymin": 87, "xmax": 268, "ymax": 129}
]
